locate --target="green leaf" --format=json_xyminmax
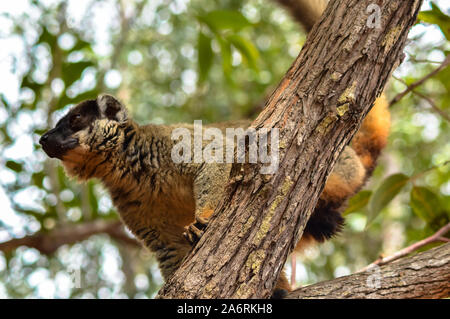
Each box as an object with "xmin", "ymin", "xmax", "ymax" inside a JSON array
[
  {"xmin": 197, "ymin": 31, "xmax": 214, "ymax": 83},
  {"xmin": 410, "ymin": 186, "xmax": 441, "ymax": 223},
  {"xmin": 37, "ymin": 26, "xmax": 57, "ymax": 48},
  {"xmin": 217, "ymin": 37, "xmax": 233, "ymax": 80},
  {"xmin": 443, "ymin": 195, "xmax": 450, "ymax": 215},
  {"xmin": 198, "ymin": 10, "xmax": 252, "ymax": 33},
  {"xmin": 32, "ymin": 172, "xmax": 45, "ymax": 188},
  {"xmin": 437, "ymin": 62, "xmax": 450, "ymax": 94},
  {"xmin": 57, "ymin": 165, "xmax": 68, "ymax": 188},
  {"xmin": 20, "ymin": 75, "xmax": 41, "ymax": 91},
  {"xmin": 20, "ymin": 75, "xmax": 43, "ymax": 109},
  {"xmin": 226, "ymin": 34, "xmax": 259, "ymax": 70},
  {"xmin": 71, "ymin": 37, "xmax": 92, "ymax": 52},
  {"xmin": 88, "ymin": 181, "xmax": 99, "ymax": 219},
  {"xmin": 0, "ymin": 126, "xmax": 12, "ymax": 144},
  {"xmin": 344, "ymin": 190, "xmax": 372, "ymax": 216},
  {"xmin": 61, "ymin": 61, "xmax": 94, "ymax": 88},
  {"xmin": 5, "ymin": 160, "xmax": 22, "ymax": 172},
  {"xmin": 367, "ymin": 173, "xmax": 410, "ymax": 225},
  {"xmin": 418, "ymin": 3, "xmax": 450, "ymax": 40}
]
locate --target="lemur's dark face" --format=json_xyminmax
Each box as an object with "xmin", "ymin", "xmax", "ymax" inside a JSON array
[
  {"xmin": 40, "ymin": 95, "xmax": 128, "ymax": 178},
  {"xmin": 40, "ymin": 99, "xmax": 100, "ymax": 159}
]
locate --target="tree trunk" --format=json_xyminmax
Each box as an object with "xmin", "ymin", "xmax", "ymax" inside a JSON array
[
  {"xmin": 287, "ymin": 242, "xmax": 450, "ymax": 299},
  {"xmin": 158, "ymin": 0, "xmax": 423, "ymax": 298}
]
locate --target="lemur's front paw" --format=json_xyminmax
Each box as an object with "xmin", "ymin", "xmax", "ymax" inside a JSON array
[{"xmin": 183, "ymin": 215, "xmax": 209, "ymax": 245}]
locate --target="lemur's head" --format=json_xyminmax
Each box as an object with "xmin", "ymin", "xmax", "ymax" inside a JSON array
[{"xmin": 40, "ymin": 94, "xmax": 128, "ymax": 178}]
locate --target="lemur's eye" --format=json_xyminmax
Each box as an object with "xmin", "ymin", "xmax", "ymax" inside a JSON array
[{"xmin": 70, "ymin": 113, "xmax": 82, "ymax": 129}]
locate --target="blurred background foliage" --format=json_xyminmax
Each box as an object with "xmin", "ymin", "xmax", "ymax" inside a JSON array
[{"xmin": 0, "ymin": 0, "xmax": 449, "ymax": 298}]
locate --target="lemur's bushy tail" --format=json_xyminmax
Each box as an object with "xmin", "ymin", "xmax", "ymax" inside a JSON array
[{"xmin": 352, "ymin": 95, "xmax": 391, "ymax": 175}]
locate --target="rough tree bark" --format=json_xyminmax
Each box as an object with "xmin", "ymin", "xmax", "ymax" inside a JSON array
[
  {"xmin": 287, "ymin": 242, "xmax": 450, "ymax": 299},
  {"xmin": 158, "ymin": 0, "xmax": 424, "ymax": 298}
]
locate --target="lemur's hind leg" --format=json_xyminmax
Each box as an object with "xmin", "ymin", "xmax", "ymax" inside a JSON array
[{"xmin": 183, "ymin": 163, "xmax": 231, "ymax": 245}]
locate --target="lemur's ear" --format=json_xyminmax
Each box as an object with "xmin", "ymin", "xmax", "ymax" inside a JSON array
[{"xmin": 96, "ymin": 94, "xmax": 128, "ymax": 123}]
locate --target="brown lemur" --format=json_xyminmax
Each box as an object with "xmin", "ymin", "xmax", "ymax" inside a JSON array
[{"xmin": 39, "ymin": 0, "xmax": 390, "ymax": 296}]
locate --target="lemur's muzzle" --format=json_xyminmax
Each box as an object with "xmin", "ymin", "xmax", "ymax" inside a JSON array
[{"xmin": 40, "ymin": 129, "xmax": 78, "ymax": 159}]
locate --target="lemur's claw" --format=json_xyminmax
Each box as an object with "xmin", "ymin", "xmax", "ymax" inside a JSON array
[
  {"xmin": 183, "ymin": 216, "xmax": 209, "ymax": 245},
  {"xmin": 195, "ymin": 215, "xmax": 209, "ymax": 228}
]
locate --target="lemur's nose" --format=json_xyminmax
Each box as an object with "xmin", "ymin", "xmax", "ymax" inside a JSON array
[{"xmin": 39, "ymin": 133, "xmax": 49, "ymax": 145}]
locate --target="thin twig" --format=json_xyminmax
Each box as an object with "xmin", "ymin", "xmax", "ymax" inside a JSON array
[
  {"xmin": 407, "ymin": 160, "xmax": 450, "ymax": 185},
  {"xmin": 412, "ymin": 90, "xmax": 450, "ymax": 123},
  {"xmin": 409, "ymin": 58, "xmax": 443, "ymax": 64},
  {"xmin": 393, "ymin": 75, "xmax": 450, "ymax": 122},
  {"xmin": 405, "ymin": 52, "xmax": 444, "ymax": 64},
  {"xmin": 389, "ymin": 54, "xmax": 450, "ymax": 107},
  {"xmin": 359, "ymin": 222, "xmax": 450, "ymax": 272}
]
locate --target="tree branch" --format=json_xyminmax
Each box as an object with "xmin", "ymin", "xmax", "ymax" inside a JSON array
[
  {"xmin": 0, "ymin": 220, "xmax": 139, "ymax": 255},
  {"xmin": 392, "ymin": 75, "xmax": 450, "ymax": 122},
  {"xmin": 158, "ymin": 0, "xmax": 423, "ymax": 299},
  {"xmin": 359, "ymin": 222, "xmax": 450, "ymax": 272},
  {"xmin": 287, "ymin": 242, "xmax": 450, "ymax": 299},
  {"xmin": 389, "ymin": 54, "xmax": 450, "ymax": 107},
  {"xmin": 412, "ymin": 90, "xmax": 450, "ymax": 122}
]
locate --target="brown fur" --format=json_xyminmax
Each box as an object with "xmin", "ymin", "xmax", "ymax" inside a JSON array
[{"xmin": 276, "ymin": 0, "xmax": 328, "ymax": 32}]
